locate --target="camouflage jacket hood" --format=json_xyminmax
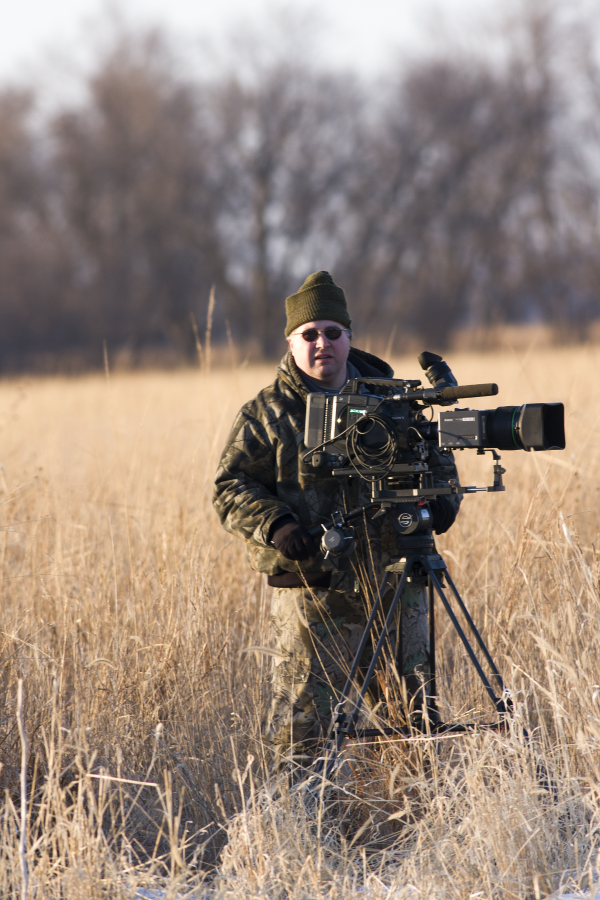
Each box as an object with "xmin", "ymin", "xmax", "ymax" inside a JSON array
[{"xmin": 213, "ymin": 348, "xmax": 461, "ymax": 586}]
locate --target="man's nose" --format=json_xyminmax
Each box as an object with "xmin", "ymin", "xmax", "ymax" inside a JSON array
[{"xmin": 315, "ymin": 331, "xmax": 330, "ymax": 348}]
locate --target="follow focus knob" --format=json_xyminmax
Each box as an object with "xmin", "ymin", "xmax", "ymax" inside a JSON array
[
  {"xmin": 322, "ymin": 527, "xmax": 345, "ymax": 553},
  {"xmin": 320, "ymin": 526, "xmax": 356, "ymax": 558}
]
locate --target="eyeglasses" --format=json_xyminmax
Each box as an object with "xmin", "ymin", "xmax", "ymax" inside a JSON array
[{"xmin": 292, "ymin": 327, "xmax": 350, "ymax": 343}]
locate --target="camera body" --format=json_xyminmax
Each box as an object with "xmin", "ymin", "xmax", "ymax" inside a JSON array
[
  {"xmin": 305, "ymin": 376, "xmax": 565, "ymax": 467},
  {"xmin": 303, "ymin": 355, "xmax": 565, "ymax": 547},
  {"xmin": 305, "ymin": 385, "xmax": 436, "ymax": 466}
]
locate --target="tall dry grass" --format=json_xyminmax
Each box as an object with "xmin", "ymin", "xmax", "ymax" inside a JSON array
[{"xmin": 0, "ymin": 345, "xmax": 598, "ymax": 899}]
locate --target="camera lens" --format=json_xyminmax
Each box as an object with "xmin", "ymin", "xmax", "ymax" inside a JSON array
[
  {"xmin": 484, "ymin": 406, "xmax": 523, "ymax": 450},
  {"xmin": 484, "ymin": 404, "xmax": 565, "ymax": 451}
]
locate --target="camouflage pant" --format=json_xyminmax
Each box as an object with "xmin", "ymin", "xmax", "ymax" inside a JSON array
[{"xmin": 263, "ymin": 581, "xmax": 431, "ymax": 753}]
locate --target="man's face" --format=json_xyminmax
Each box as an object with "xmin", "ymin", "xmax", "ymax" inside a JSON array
[{"xmin": 287, "ymin": 319, "xmax": 351, "ymax": 389}]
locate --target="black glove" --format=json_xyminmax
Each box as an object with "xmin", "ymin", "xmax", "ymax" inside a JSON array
[
  {"xmin": 428, "ymin": 498, "xmax": 457, "ymax": 535},
  {"xmin": 270, "ymin": 518, "xmax": 319, "ymax": 561}
]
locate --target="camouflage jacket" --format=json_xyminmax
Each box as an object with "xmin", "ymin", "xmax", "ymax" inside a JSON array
[{"xmin": 213, "ymin": 349, "xmax": 461, "ymax": 590}]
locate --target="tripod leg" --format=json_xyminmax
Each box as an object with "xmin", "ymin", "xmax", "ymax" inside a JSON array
[
  {"xmin": 428, "ymin": 576, "xmax": 438, "ymax": 714},
  {"xmin": 313, "ymin": 570, "xmax": 390, "ymax": 777},
  {"xmin": 426, "ymin": 568, "xmax": 508, "ymax": 715},
  {"xmin": 333, "ymin": 565, "xmax": 411, "ymax": 748},
  {"xmin": 317, "ymin": 564, "xmax": 412, "ymax": 780},
  {"xmin": 330, "ymin": 571, "xmax": 390, "ymax": 727},
  {"xmin": 396, "ymin": 577, "xmax": 403, "ymax": 695},
  {"xmin": 443, "ymin": 569, "xmax": 507, "ymax": 701}
]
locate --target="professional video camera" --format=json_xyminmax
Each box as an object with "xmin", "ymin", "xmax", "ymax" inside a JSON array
[
  {"xmin": 299, "ymin": 353, "xmax": 566, "ymax": 779},
  {"xmin": 302, "ymin": 351, "xmax": 565, "ymax": 553}
]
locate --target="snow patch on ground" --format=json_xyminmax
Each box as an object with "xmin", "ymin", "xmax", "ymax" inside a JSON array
[
  {"xmin": 133, "ymin": 884, "xmax": 406, "ymax": 899},
  {"xmin": 134, "ymin": 880, "xmax": 600, "ymax": 899},
  {"xmin": 547, "ymin": 891, "xmax": 600, "ymax": 899}
]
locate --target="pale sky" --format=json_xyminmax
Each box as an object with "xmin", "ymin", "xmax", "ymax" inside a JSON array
[{"xmin": 0, "ymin": 0, "xmax": 506, "ymax": 85}]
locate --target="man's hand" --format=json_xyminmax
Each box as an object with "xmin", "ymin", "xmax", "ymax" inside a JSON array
[
  {"xmin": 270, "ymin": 518, "xmax": 319, "ymax": 561},
  {"xmin": 428, "ymin": 498, "xmax": 457, "ymax": 535}
]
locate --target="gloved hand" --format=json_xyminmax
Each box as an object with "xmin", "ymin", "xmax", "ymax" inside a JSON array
[
  {"xmin": 270, "ymin": 518, "xmax": 319, "ymax": 561},
  {"xmin": 428, "ymin": 497, "xmax": 457, "ymax": 535}
]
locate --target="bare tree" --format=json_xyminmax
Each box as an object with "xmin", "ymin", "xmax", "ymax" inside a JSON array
[
  {"xmin": 334, "ymin": 7, "xmax": 565, "ymax": 343},
  {"xmin": 0, "ymin": 88, "xmax": 72, "ymax": 367},
  {"xmin": 207, "ymin": 54, "xmax": 361, "ymax": 354},
  {"xmin": 52, "ymin": 29, "xmax": 226, "ymax": 359}
]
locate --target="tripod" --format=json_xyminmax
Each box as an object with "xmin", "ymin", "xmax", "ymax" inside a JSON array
[{"xmin": 313, "ymin": 534, "xmax": 512, "ymax": 782}]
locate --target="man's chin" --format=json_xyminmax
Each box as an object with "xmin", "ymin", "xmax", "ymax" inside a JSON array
[{"xmin": 311, "ymin": 365, "xmax": 335, "ymax": 381}]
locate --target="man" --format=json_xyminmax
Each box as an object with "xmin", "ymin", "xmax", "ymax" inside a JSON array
[{"xmin": 213, "ymin": 271, "xmax": 461, "ymax": 766}]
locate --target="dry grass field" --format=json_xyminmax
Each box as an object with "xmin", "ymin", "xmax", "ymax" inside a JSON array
[{"xmin": 0, "ymin": 345, "xmax": 598, "ymax": 899}]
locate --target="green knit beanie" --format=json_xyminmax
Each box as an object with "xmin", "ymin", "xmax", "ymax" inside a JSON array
[{"xmin": 285, "ymin": 271, "xmax": 351, "ymax": 336}]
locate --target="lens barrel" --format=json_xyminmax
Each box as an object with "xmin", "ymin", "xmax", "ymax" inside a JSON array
[
  {"xmin": 485, "ymin": 403, "xmax": 565, "ymax": 451},
  {"xmin": 484, "ymin": 406, "xmax": 521, "ymax": 450}
]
